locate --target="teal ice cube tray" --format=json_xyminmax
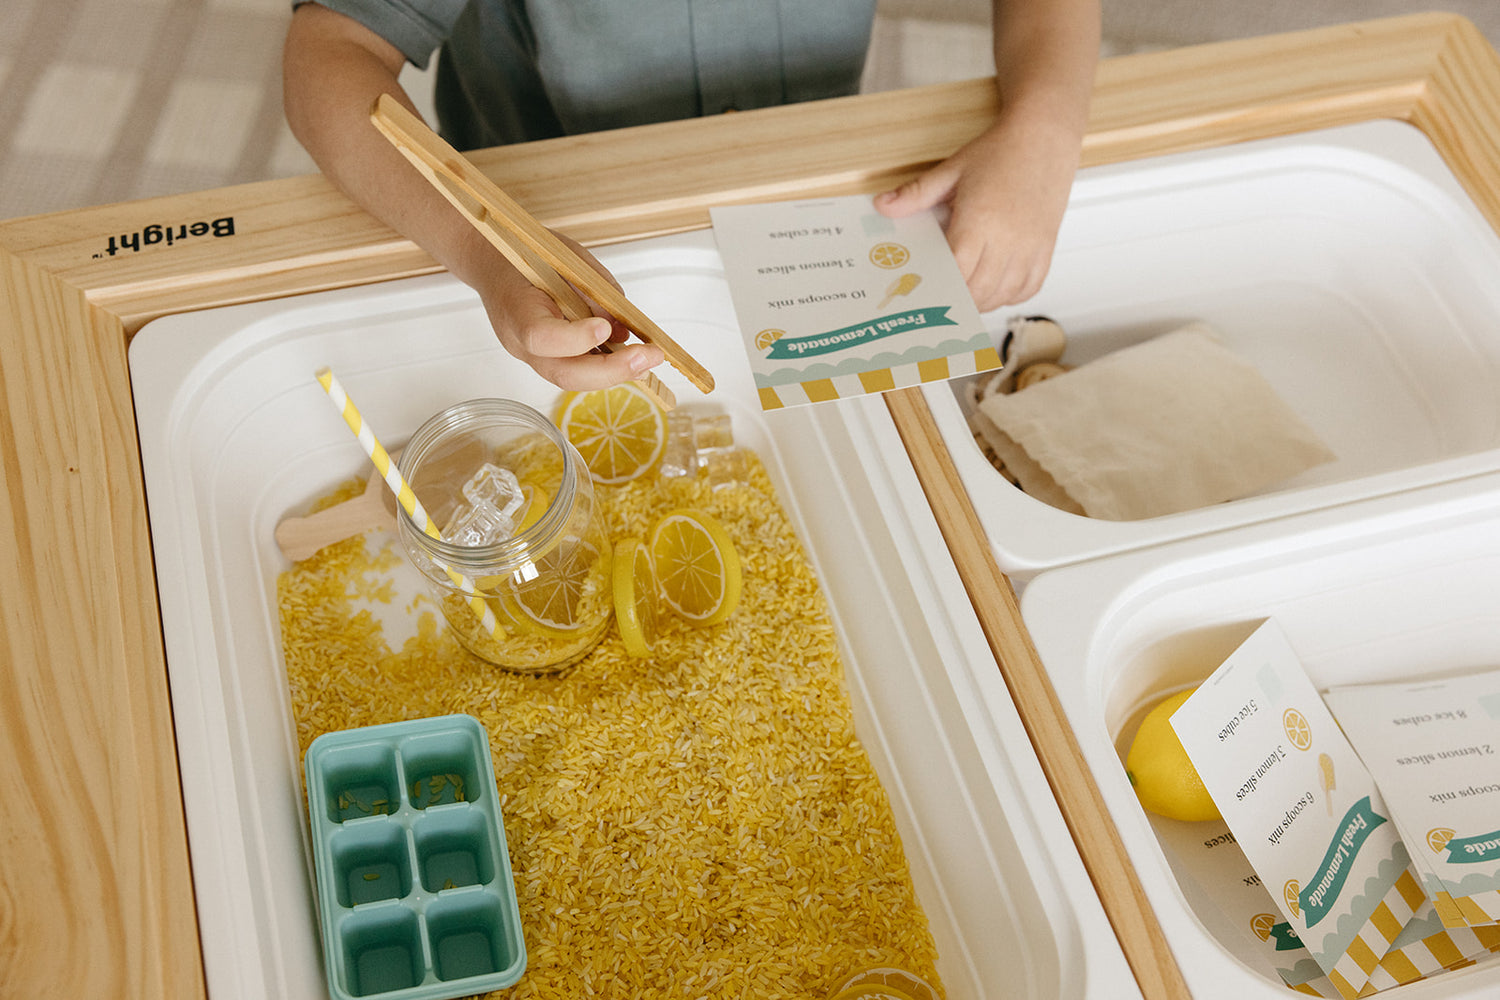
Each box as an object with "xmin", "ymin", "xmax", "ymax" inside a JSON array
[{"xmin": 304, "ymin": 714, "xmax": 526, "ymax": 1000}]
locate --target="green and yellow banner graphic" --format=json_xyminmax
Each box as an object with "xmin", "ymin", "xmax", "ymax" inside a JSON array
[
  {"xmin": 1442, "ymin": 828, "xmax": 1500, "ymax": 864},
  {"xmin": 765, "ymin": 307, "xmax": 957, "ymax": 359},
  {"xmin": 1299, "ymin": 796, "xmax": 1388, "ymax": 928}
]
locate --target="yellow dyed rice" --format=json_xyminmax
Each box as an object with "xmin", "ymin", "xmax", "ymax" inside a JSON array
[{"xmin": 278, "ymin": 451, "xmax": 944, "ymax": 999}]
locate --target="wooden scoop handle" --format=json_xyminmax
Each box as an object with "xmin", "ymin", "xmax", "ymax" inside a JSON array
[{"xmin": 275, "ymin": 468, "xmax": 395, "ymax": 562}]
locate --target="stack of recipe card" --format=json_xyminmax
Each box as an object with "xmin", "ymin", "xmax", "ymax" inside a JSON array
[
  {"xmin": 710, "ymin": 195, "xmax": 996, "ymax": 410},
  {"xmin": 1324, "ymin": 671, "xmax": 1500, "ymax": 932},
  {"xmin": 1169, "ymin": 621, "xmax": 1500, "ymax": 997}
]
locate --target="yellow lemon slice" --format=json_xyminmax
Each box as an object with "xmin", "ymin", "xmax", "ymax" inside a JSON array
[
  {"xmin": 555, "ymin": 384, "xmax": 667, "ymax": 485},
  {"xmin": 1250, "ymin": 912, "xmax": 1278, "ymax": 942},
  {"xmin": 1284, "ymin": 880, "xmax": 1302, "ymax": 918},
  {"xmin": 648, "ymin": 509, "xmax": 741, "ymax": 626},
  {"xmin": 1427, "ymin": 827, "xmax": 1456, "ymax": 854},
  {"xmin": 465, "ymin": 482, "xmax": 553, "ymax": 599},
  {"xmin": 833, "ymin": 967, "xmax": 939, "ymax": 1000},
  {"xmin": 611, "ymin": 536, "xmax": 657, "ymax": 658},
  {"xmin": 1124, "ymin": 687, "xmax": 1221, "ymax": 823},
  {"xmin": 515, "ymin": 482, "xmax": 551, "ymax": 533},
  {"xmin": 507, "ymin": 537, "xmax": 609, "ymax": 636}
]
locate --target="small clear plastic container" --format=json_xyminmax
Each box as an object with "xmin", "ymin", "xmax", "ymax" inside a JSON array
[
  {"xmin": 303, "ymin": 715, "xmax": 526, "ymax": 1000},
  {"xmin": 395, "ymin": 398, "xmax": 612, "ymax": 673}
]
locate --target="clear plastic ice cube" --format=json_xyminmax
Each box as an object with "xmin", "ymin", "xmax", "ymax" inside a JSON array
[
  {"xmin": 693, "ymin": 413, "xmax": 734, "ymax": 453},
  {"xmin": 446, "ymin": 463, "xmax": 524, "ymax": 545},
  {"xmin": 658, "ymin": 412, "xmax": 700, "ymax": 479},
  {"xmin": 693, "ymin": 413, "xmax": 749, "ymax": 490},
  {"xmin": 655, "ymin": 412, "xmax": 749, "ymax": 488},
  {"xmin": 704, "ymin": 448, "xmax": 750, "ymax": 491},
  {"xmin": 462, "ymin": 463, "xmax": 524, "ymax": 513}
]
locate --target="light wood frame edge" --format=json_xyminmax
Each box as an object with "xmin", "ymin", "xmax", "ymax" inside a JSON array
[{"xmin": 1, "ymin": 13, "xmax": 1496, "ymax": 998}]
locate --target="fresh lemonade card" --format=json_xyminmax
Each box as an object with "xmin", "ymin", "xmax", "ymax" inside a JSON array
[
  {"xmin": 1324, "ymin": 668, "xmax": 1500, "ymax": 928},
  {"xmin": 709, "ymin": 195, "xmax": 997, "ymax": 410},
  {"xmin": 1170, "ymin": 620, "xmax": 1416, "ymax": 998},
  {"xmin": 1149, "ymin": 817, "xmax": 1331, "ymax": 989},
  {"xmin": 1150, "ymin": 818, "xmax": 1500, "ymax": 996}
]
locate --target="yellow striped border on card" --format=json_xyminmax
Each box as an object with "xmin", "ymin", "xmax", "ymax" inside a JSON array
[
  {"xmin": 761, "ymin": 342, "xmax": 1003, "ymax": 410},
  {"xmin": 1325, "ymin": 876, "xmax": 1422, "ymax": 999}
]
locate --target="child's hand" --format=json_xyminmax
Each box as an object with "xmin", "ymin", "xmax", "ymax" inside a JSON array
[
  {"xmin": 475, "ymin": 234, "xmax": 664, "ymax": 390},
  {"xmin": 874, "ymin": 116, "xmax": 1079, "ymax": 312}
]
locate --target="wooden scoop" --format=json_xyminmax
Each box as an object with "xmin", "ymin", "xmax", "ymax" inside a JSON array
[
  {"xmin": 275, "ymin": 439, "xmax": 489, "ymax": 562},
  {"xmin": 275, "ymin": 463, "xmax": 397, "ymax": 562}
]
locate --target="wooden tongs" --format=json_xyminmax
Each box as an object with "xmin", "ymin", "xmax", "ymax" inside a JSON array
[{"xmin": 370, "ymin": 93, "xmax": 714, "ymax": 409}]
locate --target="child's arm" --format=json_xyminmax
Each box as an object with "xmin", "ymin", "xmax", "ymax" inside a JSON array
[
  {"xmin": 875, "ymin": 0, "xmax": 1101, "ymax": 312},
  {"xmin": 282, "ymin": 3, "xmax": 659, "ymax": 389}
]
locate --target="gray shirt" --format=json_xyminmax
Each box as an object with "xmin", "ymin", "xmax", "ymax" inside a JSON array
[{"xmin": 302, "ymin": 0, "xmax": 877, "ymax": 150}]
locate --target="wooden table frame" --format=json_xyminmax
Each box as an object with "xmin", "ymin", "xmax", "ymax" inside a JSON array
[{"xmin": 4, "ymin": 13, "xmax": 1500, "ymax": 998}]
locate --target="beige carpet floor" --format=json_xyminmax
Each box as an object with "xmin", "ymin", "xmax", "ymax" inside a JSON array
[
  {"xmin": 2, "ymin": 1, "xmax": 1495, "ymax": 221},
  {"xmin": 0, "ymin": 0, "xmax": 1004, "ymax": 220}
]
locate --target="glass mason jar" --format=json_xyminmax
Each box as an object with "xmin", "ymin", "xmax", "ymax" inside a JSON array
[{"xmin": 396, "ymin": 398, "xmax": 612, "ymax": 673}]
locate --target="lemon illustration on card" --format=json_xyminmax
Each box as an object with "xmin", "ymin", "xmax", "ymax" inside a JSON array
[
  {"xmin": 1283, "ymin": 708, "xmax": 1313, "ymax": 750},
  {"xmin": 869, "ymin": 241, "xmax": 909, "ymax": 269},
  {"xmin": 755, "ymin": 328, "xmax": 785, "ymax": 352},
  {"xmin": 1251, "ymin": 912, "xmax": 1278, "ymax": 942},
  {"xmin": 1284, "ymin": 879, "xmax": 1302, "ymax": 918},
  {"xmin": 1427, "ymin": 827, "xmax": 1456, "ymax": 854}
]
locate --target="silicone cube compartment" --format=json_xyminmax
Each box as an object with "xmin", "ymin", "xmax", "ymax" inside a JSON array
[{"xmin": 304, "ymin": 714, "xmax": 525, "ymax": 1000}]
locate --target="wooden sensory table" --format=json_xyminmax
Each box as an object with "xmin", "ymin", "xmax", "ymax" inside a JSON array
[{"xmin": 5, "ymin": 13, "xmax": 1500, "ymax": 998}]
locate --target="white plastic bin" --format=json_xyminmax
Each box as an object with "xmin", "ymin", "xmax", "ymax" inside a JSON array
[
  {"xmin": 129, "ymin": 231, "xmax": 1130, "ymax": 999},
  {"xmin": 1019, "ymin": 478, "xmax": 1500, "ymax": 999},
  {"xmin": 896, "ymin": 119, "xmax": 1500, "ymax": 997},
  {"xmin": 927, "ymin": 120, "xmax": 1500, "ymax": 578}
]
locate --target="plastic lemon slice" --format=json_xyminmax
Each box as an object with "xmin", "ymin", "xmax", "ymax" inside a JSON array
[
  {"xmin": 648, "ymin": 509, "xmax": 741, "ymax": 626},
  {"xmin": 507, "ymin": 537, "xmax": 609, "ymax": 635},
  {"xmin": 515, "ymin": 482, "xmax": 551, "ymax": 533},
  {"xmin": 611, "ymin": 537, "xmax": 657, "ymax": 658},
  {"xmin": 472, "ymin": 483, "xmax": 552, "ymax": 585},
  {"xmin": 833, "ymin": 967, "xmax": 940, "ymax": 1000},
  {"xmin": 1124, "ymin": 687, "xmax": 1221, "ymax": 823},
  {"xmin": 555, "ymin": 384, "xmax": 667, "ymax": 485}
]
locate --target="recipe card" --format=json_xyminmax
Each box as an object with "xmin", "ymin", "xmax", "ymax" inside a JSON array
[
  {"xmin": 1152, "ymin": 817, "xmax": 1500, "ymax": 996},
  {"xmin": 1170, "ymin": 620, "xmax": 1416, "ymax": 998},
  {"xmin": 709, "ymin": 195, "xmax": 996, "ymax": 410},
  {"xmin": 1149, "ymin": 818, "xmax": 1331, "ymax": 990},
  {"xmin": 1324, "ymin": 668, "xmax": 1500, "ymax": 929}
]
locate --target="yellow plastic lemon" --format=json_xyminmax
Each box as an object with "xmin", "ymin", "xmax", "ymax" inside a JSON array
[{"xmin": 1125, "ymin": 688, "xmax": 1221, "ymax": 823}]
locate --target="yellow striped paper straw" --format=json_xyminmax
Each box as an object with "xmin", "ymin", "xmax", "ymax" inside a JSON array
[{"xmin": 315, "ymin": 367, "xmax": 505, "ymax": 642}]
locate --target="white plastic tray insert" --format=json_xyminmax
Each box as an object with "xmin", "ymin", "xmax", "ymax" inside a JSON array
[
  {"xmin": 929, "ymin": 121, "xmax": 1500, "ymax": 577},
  {"xmin": 129, "ymin": 231, "xmax": 1129, "ymax": 999}
]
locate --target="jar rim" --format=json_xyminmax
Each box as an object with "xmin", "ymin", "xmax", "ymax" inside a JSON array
[{"xmin": 394, "ymin": 397, "xmax": 579, "ymax": 571}]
